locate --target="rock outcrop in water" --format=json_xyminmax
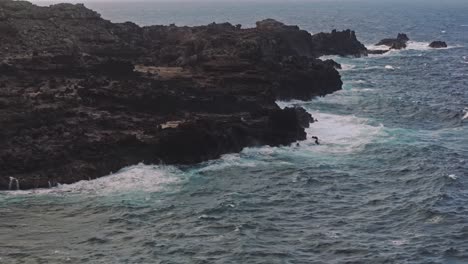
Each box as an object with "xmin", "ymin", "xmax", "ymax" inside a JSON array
[
  {"xmin": 376, "ymin": 33, "xmax": 409, "ymax": 50},
  {"xmin": 310, "ymin": 29, "xmax": 368, "ymax": 57},
  {"xmin": 0, "ymin": 1, "xmax": 369, "ymax": 190},
  {"xmin": 429, "ymin": 41, "xmax": 448, "ymax": 48}
]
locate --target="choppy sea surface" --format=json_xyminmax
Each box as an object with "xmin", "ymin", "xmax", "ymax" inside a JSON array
[{"xmin": 2, "ymin": 1, "xmax": 468, "ymax": 263}]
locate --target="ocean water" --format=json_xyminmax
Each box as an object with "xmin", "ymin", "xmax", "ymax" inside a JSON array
[{"xmin": 2, "ymin": 1, "xmax": 468, "ymax": 263}]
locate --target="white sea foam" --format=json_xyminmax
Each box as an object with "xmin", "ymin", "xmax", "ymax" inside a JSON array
[
  {"xmin": 350, "ymin": 79, "xmax": 367, "ymax": 84},
  {"xmin": 405, "ymin": 41, "xmax": 432, "ymax": 51},
  {"xmin": 391, "ymin": 239, "xmax": 408, "ymax": 246},
  {"xmin": 276, "ymin": 100, "xmax": 308, "ymax": 109},
  {"xmin": 349, "ymin": 88, "xmax": 375, "ymax": 92},
  {"xmin": 448, "ymin": 174, "xmax": 458, "ymax": 180},
  {"xmin": 318, "ymin": 55, "xmax": 339, "ymax": 61},
  {"xmin": 196, "ymin": 153, "xmax": 268, "ymax": 172},
  {"xmin": 366, "ymin": 44, "xmax": 391, "ymax": 51},
  {"xmin": 367, "ymin": 41, "xmax": 462, "ymax": 57},
  {"xmin": 428, "ymin": 215, "xmax": 444, "ymax": 224},
  {"xmin": 304, "ymin": 112, "xmax": 384, "ymax": 153},
  {"xmin": 277, "ymin": 101, "xmax": 384, "ymax": 154},
  {"xmin": 8, "ymin": 164, "xmax": 180, "ymax": 196},
  {"xmin": 406, "ymin": 41, "xmax": 463, "ymax": 50},
  {"xmin": 462, "ymin": 108, "xmax": 468, "ymax": 120},
  {"xmin": 363, "ymin": 66, "xmax": 383, "ymax": 70},
  {"xmin": 326, "ymin": 231, "xmax": 340, "ymax": 239},
  {"xmin": 352, "ymin": 65, "xmax": 398, "ymax": 71},
  {"xmin": 462, "ymin": 56, "xmax": 468, "ymax": 64},
  {"xmin": 340, "ymin": 64, "xmax": 356, "ymax": 71}
]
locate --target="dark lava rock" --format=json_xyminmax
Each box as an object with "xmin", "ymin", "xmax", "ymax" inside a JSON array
[
  {"xmin": 397, "ymin": 33, "xmax": 409, "ymax": 42},
  {"xmin": 0, "ymin": 1, "xmax": 369, "ymax": 190},
  {"xmin": 367, "ymin": 49, "xmax": 390, "ymax": 55},
  {"xmin": 429, "ymin": 41, "xmax": 448, "ymax": 48},
  {"xmin": 323, "ymin": 59, "xmax": 342, "ymax": 69},
  {"xmin": 311, "ymin": 29, "xmax": 368, "ymax": 57},
  {"xmin": 376, "ymin": 33, "xmax": 410, "ymax": 50}
]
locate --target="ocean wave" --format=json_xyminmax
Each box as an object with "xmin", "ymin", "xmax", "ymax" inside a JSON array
[
  {"xmin": 318, "ymin": 55, "xmax": 339, "ymax": 61},
  {"xmin": 463, "ymin": 108, "xmax": 468, "ymax": 120},
  {"xmin": 366, "ymin": 41, "xmax": 463, "ymax": 58},
  {"xmin": 349, "ymin": 88, "xmax": 375, "ymax": 92},
  {"xmin": 348, "ymin": 79, "xmax": 367, "ymax": 84},
  {"xmin": 5, "ymin": 164, "xmax": 181, "ymax": 197},
  {"xmin": 366, "ymin": 44, "xmax": 391, "ymax": 51},
  {"xmin": 195, "ymin": 153, "xmax": 272, "ymax": 172},
  {"xmin": 276, "ymin": 101, "xmax": 385, "ymax": 154},
  {"xmin": 406, "ymin": 41, "xmax": 432, "ymax": 51},
  {"xmin": 361, "ymin": 66, "xmax": 385, "ymax": 70},
  {"xmin": 303, "ymin": 112, "xmax": 385, "ymax": 153},
  {"xmin": 340, "ymin": 64, "xmax": 356, "ymax": 71},
  {"xmin": 406, "ymin": 41, "xmax": 463, "ymax": 50},
  {"xmin": 462, "ymin": 56, "xmax": 468, "ymax": 64}
]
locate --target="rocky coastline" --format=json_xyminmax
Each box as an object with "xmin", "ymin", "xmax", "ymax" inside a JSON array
[{"xmin": 0, "ymin": 1, "xmax": 371, "ymax": 190}]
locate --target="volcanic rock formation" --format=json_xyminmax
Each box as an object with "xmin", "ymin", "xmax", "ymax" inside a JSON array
[
  {"xmin": 429, "ymin": 41, "xmax": 448, "ymax": 48},
  {"xmin": 376, "ymin": 33, "xmax": 410, "ymax": 50},
  {"xmin": 0, "ymin": 1, "xmax": 369, "ymax": 190}
]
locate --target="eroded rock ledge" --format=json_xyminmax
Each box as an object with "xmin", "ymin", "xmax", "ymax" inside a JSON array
[{"xmin": 0, "ymin": 1, "xmax": 368, "ymax": 190}]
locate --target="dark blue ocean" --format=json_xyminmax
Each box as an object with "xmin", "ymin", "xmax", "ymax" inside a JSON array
[{"xmin": 1, "ymin": 1, "xmax": 468, "ymax": 263}]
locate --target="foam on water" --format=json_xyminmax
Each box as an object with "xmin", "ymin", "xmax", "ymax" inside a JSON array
[
  {"xmin": 462, "ymin": 56, "xmax": 468, "ymax": 64},
  {"xmin": 339, "ymin": 64, "xmax": 356, "ymax": 71},
  {"xmin": 403, "ymin": 41, "xmax": 461, "ymax": 51},
  {"xmin": 366, "ymin": 42, "xmax": 463, "ymax": 59},
  {"xmin": 366, "ymin": 44, "xmax": 391, "ymax": 51},
  {"xmin": 361, "ymin": 65, "xmax": 384, "ymax": 70},
  {"xmin": 195, "ymin": 153, "xmax": 270, "ymax": 172},
  {"xmin": 7, "ymin": 164, "xmax": 180, "ymax": 197},
  {"xmin": 348, "ymin": 79, "xmax": 367, "ymax": 84},
  {"xmin": 318, "ymin": 55, "xmax": 339, "ymax": 61},
  {"xmin": 406, "ymin": 41, "xmax": 432, "ymax": 51},
  {"xmin": 448, "ymin": 174, "xmax": 458, "ymax": 180},
  {"xmin": 462, "ymin": 108, "xmax": 468, "ymax": 120},
  {"xmin": 349, "ymin": 88, "xmax": 374, "ymax": 92},
  {"xmin": 277, "ymin": 101, "xmax": 384, "ymax": 154},
  {"xmin": 303, "ymin": 112, "xmax": 385, "ymax": 153}
]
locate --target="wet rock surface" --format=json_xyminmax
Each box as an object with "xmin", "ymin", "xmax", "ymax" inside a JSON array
[
  {"xmin": 429, "ymin": 41, "xmax": 447, "ymax": 48},
  {"xmin": 0, "ymin": 1, "xmax": 369, "ymax": 190},
  {"xmin": 376, "ymin": 33, "xmax": 409, "ymax": 50}
]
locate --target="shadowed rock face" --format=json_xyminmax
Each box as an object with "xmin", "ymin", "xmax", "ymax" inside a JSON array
[
  {"xmin": 429, "ymin": 41, "xmax": 447, "ymax": 48},
  {"xmin": 0, "ymin": 1, "xmax": 368, "ymax": 190}
]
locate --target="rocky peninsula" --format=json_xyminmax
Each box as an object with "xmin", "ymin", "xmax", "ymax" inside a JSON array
[{"xmin": 0, "ymin": 1, "xmax": 369, "ymax": 190}]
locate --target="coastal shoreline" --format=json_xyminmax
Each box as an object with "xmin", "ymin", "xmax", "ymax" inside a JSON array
[{"xmin": 0, "ymin": 1, "xmax": 369, "ymax": 190}]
